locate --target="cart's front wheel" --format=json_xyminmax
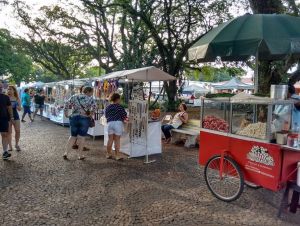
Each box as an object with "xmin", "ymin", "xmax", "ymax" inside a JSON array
[{"xmin": 204, "ymin": 155, "xmax": 244, "ymax": 202}]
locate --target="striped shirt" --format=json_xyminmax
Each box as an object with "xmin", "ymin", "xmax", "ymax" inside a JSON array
[{"xmin": 105, "ymin": 104, "xmax": 127, "ymax": 122}]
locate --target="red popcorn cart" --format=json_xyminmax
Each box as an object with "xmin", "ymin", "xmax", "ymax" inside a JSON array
[{"xmin": 199, "ymin": 94, "xmax": 300, "ymax": 202}]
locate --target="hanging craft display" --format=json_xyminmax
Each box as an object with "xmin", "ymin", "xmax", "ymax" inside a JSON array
[
  {"xmin": 128, "ymin": 100, "xmax": 148, "ymax": 146},
  {"xmin": 131, "ymin": 84, "xmax": 144, "ymax": 101}
]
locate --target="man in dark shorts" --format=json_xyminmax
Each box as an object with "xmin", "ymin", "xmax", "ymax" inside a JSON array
[
  {"xmin": 0, "ymin": 81, "xmax": 14, "ymax": 160},
  {"xmin": 33, "ymin": 89, "xmax": 46, "ymax": 120}
]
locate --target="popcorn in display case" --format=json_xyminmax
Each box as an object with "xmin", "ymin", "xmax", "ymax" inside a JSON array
[
  {"xmin": 201, "ymin": 98, "xmax": 230, "ymax": 133},
  {"xmin": 201, "ymin": 94, "xmax": 294, "ymax": 142}
]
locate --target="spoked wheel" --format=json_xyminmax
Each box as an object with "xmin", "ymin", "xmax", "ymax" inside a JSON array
[{"xmin": 204, "ymin": 155, "xmax": 244, "ymax": 202}]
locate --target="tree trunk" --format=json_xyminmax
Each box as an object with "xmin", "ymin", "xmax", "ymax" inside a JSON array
[
  {"xmin": 165, "ymin": 80, "xmax": 177, "ymax": 111},
  {"xmin": 249, "ymin": 0, "xmax": 285, "ymax": 94},
  {"xmin": 257, "ymin": 61, "xmax": 287, "ymax": 94}
]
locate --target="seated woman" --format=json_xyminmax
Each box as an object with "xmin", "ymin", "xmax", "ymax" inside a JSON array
[{"xmin": 161, "ymin": 103, "xmax": 188, "ymax": 144}]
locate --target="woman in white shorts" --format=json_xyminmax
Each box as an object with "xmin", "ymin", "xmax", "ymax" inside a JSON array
[{"xmin": 105, "ymin": 93, "xmax": 127, "ymax": 160}]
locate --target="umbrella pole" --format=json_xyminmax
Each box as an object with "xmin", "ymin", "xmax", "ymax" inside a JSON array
[{"xmin": 254, "ymin": 53, "xmax": 259, "ymax": 93}]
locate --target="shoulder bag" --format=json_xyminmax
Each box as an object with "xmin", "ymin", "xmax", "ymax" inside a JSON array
[{"xmin": 77, "ymin": 96, "xmax": 95, "ymax": 128}]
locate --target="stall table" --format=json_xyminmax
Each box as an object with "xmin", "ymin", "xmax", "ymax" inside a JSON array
[
  {"xmin": 49, "ymin": 104, "xmax": 69, "ymax": 125},
  {"xmin": 88, "ymin": 120, "xmax": 105, "ymax": 138},
  {"xmin": 103, "ymin": 120, "xmax": 162, "ymax": 158}
]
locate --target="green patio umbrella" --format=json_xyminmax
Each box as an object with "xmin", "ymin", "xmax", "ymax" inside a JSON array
[{"xmin": 188, "ymin": 14, "xmax": 300, "ymax": 92}]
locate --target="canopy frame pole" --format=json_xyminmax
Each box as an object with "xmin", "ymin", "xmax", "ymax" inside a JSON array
[
  {"xmin": 254, "ymin": 52, "xmax": 259, "ymax": 93},
  {"xmin": 144, "ymin": 69, "xmax": 155, "ymax": 164},
  {"xmin": 148, "ymin": 81, "xmax": 152, "ymax": 105}
]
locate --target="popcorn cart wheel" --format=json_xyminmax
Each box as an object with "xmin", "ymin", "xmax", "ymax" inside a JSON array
[{"xmin": 204, "ymin": 155, "xmax": 244, "ymax": 202}]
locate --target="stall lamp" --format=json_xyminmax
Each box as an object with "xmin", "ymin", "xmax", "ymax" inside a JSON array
[
  {"xmin": 92, "ymin": 81, "xmax": 95, "ymax": 86},
  {"xmin": 65, "ymin": 85, "xmax": 69, "ymax": 90},
  {"xmin": 53, "ymin": 86, "xmax": 56, "ymax": 89},
  {"xmin": 125, "ymin": 78, "xmax": 129, "ymax": 82},
  {"xmin": 43, "ymin": 86, "xmax": 46, "ymax": 90}
]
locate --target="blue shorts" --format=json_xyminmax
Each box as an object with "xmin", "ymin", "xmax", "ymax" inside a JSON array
[
  {"xmin": 23, "ymin": 106, "xmax": 31, "ymax": 114},
  {"xmin": 69, "ymin": 115, "xmax": 90, "ymax": 137},
  {"xmin": 13, "ymin": 109, "xmax": 20, "ymax": 120}
]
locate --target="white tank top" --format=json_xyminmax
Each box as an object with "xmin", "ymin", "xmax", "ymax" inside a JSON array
[{"xmin": 170, "ymin": 112, "xmax": 185, "ymax": 129}]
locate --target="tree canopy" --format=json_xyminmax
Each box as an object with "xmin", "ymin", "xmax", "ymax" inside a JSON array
[
  {"xmin": 4, "ymin": 0, "xmax": 300, "ymax": 103},
  {"xmin": 0, "ymin": 29, "xmax": 32, "ymax": 85}
]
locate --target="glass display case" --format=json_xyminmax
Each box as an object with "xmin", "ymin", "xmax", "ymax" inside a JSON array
[{"xmin": 201, "ymin": 94, "xmax": 295, "ymax": 142}]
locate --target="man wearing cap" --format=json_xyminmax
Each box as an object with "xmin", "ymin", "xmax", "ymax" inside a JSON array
[{"xmin": 0, "ymin": 80, "xmax": 14, "ymax": 160}]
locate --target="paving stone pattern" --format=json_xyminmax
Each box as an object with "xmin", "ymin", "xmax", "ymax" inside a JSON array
[{"xmin": 0, "ymin": 119, "xmax": 300, "ymax": 226}]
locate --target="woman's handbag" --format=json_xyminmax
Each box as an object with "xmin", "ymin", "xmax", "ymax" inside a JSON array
[
  {"xmin": 89, "ymin": 117, "xmax": 95, "ymax": 128},
  {"xmin": 77, "ymin": 96, "xmax": 95, "ymax": 128}
]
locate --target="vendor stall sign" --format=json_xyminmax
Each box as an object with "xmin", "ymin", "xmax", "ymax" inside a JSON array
[{"xmin": 247, "ymin": 146, "xmax": 275, "ymax": 167}]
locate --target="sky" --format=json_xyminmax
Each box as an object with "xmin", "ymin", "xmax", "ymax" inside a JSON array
[
  {"xmin": 0, "ymin": 0, "xmax": 63, "ymax": 34},
  {"xmin": 0, "ymin": 0, "xmax": 248, "ymax": 35}
]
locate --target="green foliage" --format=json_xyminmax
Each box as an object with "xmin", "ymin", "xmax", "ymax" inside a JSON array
[
  {"xmin": 13, "ymin": 1, "xmax": 94, "ymax": 80},
  {"xmin": 248, "ymin": 0, "xmax": 300, "ymax": 93},
  {"xmin": 84, "ymin": 67, "xmax": 106, "ymax": 78},
  {"xmin": 186, "ymin": 65, "xmax": 245, "ymax": 82},
  {"xmin": 12, "ymin": 0, "xmax": 244, "ymax": 110},
  {"xmin": 149, "ymin": 101, "xmax": 160, "ymax": 111},
  {"xmin": 31, "ymin": 65, "xmax": 59, "ymax": 83},
  {"xmin": 0, "ymin": 29, "xmax": 33, "ymax": 84}
]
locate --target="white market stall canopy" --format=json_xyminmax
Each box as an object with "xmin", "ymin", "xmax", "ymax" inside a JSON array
[
  {"xmin": 213, "ymin": 77, "xmax": 253, "ymax": 90},
  {"xmin": 183, "ymin": 84, "xmax": 209, "ymax": 93},
  {"xmin": 99, "ymin": 66, "xmax": 176, "ymax": 81},
  {"xmin": 22, "ymin": 81, "xmax": 45, "ymax": 88}
]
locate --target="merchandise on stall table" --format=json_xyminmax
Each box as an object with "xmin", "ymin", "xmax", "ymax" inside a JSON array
[
  {"xmin": 236, "ymin": 122, "xmax": 267, "ymax": 139},
  {"xmin": 202, "ymin": 115, "xmax": 229, "ymax": 132},
  {"xmin": 151, "ymin": 109, "xmax": 160, "ymax": 120}
]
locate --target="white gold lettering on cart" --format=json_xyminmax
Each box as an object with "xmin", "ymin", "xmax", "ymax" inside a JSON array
[{"xmin": 247, "ymin": 146, "xmax": 275, "ymax": 166}]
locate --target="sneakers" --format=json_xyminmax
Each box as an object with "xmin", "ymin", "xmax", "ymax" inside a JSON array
[{"xmin": 3, "ymin": 152, "xmax": 11, "ymax": 160}]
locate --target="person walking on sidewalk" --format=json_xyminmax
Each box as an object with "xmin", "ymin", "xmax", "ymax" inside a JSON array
[
  {"xmin": 72, "ymin": 85, "xmax": 90, "ymax": 152},
  {"xmin": 21, "ymin": 88, "xmax": 33, "ymax": 122},
  {"xmin": 7, "ymin": 85, "xmax": 22, "ymax": 151},
  {"xmin": 63, "ymin": 86, "xmax": 96, "ymax": 160},
  {"xmin": 105, "ymin": 93, "xmax": 127, "ymax": 161},
  {"xmin": 33, "ymin": 90, "xmax": 46, "ymax": 120},
  {"xmin": 0, "ymin": 81, "xmax": 13, "ymax": 160}
]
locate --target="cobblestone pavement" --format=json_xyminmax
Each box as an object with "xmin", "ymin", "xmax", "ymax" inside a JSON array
[{"xmin": 1, "ymin": 119, "xmax": 300, "ymax": 226}]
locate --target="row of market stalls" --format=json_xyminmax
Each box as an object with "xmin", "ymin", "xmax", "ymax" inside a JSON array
[{"xmin": 23, "ymin": 66, "xmax": 175, "ymax": 161}]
